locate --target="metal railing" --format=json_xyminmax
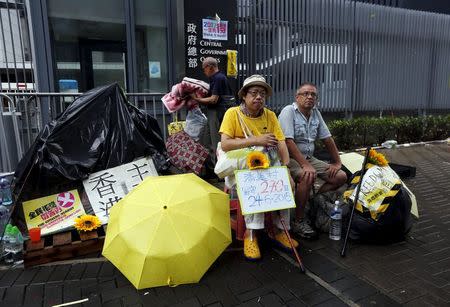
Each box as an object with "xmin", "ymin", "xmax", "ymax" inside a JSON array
[
  {"xmin": 0, "ymin": 0, "xmax": 34, "ymax": 91},
  {"xmin": 0, "ymin": 92, "xmax": 172, "ymax": 173}
]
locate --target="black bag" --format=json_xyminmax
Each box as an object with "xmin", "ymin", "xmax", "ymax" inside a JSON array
[
  {"xmin": 345, "ymin": 186, "xmax": 413, "ymax": 244},
  {"xmin": 220, "ymin": 95, "xmax": 237, "ymax": 108},
  {"xmin": 218, "ymin": 82, "xmax": 237, "ymax": 122}
]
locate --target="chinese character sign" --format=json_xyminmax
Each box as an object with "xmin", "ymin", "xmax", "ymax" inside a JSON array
[
  {"xmin": 23, "ymin": 190, "xmax": 86, "ymax": 235},
  {"xmin": 235, "ymin": 167, "xmax": 295, "ymax": 215},
  {"xmin": 348, "ymin": 165, "xmax": 401, "ymax": 219},
  {"xmin": 83, "ymin": 156, "xmax": 158, "ymax": 224},
  {"xmin": 202, "ymin": 19, "xmax": 228, "ymax": 40}
]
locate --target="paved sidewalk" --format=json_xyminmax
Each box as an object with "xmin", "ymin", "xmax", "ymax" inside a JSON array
[
  {"xmin": 299, "ymin": 143, "xmax": 450, "ymax": 306},
  {"xmin": 0, "ymin": 248, "xmax": 358, "ymax": 307},
  {"xmin": 0, "ymin": 143, "xmax": 447, "ymax": 306}
]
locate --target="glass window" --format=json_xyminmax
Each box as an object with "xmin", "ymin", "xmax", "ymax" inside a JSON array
[
  {"xmin": 135, "ymin": 0, "xmax": 168, "ymax": 93},
  {"xmin": 47, "ymin": 0, "xmax": 126, "ymax": 92}
]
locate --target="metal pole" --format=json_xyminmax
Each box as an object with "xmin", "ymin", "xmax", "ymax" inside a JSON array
[{"xmin": 340, "ymin": 146, "xmax": 371, "ymax": 257}]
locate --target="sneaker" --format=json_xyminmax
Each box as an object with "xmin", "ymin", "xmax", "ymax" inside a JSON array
[{"xmin": 291, "ymin": 219, "xmax": 318, "ymax": 240}]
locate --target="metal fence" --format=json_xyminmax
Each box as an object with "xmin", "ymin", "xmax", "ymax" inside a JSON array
[
  {"xmin": 237, "ymin": 0, "xmax": 450, "ymax": 113},
  {"xmin": 0, "ymin": 92, "xmax": 170, "ymax": 173},
  {"xmin": 0, "ymin": 0, "xmax": 34, "ymax": 91}
]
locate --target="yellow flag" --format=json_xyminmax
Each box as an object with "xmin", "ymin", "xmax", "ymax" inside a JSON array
[{"xmin": 227, "ymin": 50, "xmax": 238, "ymax": 77}]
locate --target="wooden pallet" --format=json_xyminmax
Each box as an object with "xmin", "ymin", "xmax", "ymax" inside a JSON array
[{"xmin": 24, "ymin": 226, "xmax": 106, "ymax": 267}]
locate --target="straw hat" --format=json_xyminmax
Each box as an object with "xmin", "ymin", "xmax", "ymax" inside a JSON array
[{"xmin": 238, "ymin": 74, "xmax": 273, "ymax": 99}]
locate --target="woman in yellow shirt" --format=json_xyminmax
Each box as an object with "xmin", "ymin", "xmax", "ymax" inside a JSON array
[{"xmin": 219, "ymin": 75, "xmax": 298, "ymax": 261}]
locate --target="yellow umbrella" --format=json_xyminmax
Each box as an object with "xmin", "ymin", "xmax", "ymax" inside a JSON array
[{"xmin": 102, "ymin": 173, "xmax": 231, "ymax": 289}]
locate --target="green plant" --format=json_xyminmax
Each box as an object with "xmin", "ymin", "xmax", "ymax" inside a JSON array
[{"xmin": 327, "ymin": 114, "xmax": 449, "ymax": 150}]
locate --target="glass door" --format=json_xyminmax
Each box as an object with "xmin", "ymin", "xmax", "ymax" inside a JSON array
[{"xmin": 79, "ymin": 40, "xmax": 127, "ymax": 91}]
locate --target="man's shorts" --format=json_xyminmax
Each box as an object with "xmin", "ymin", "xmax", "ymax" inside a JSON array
[{"xmin": 287, "ymin": 156, "xmax": 329, "ymax": 182}]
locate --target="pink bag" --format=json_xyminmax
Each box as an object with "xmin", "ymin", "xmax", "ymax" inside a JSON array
[{"xmin": 165, "ymin": 131, "xmax": 209, "ymax": 175}]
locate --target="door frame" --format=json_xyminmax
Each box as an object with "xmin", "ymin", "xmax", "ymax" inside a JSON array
[{"xmin": 79, "ymin": 39, "xmax": 127, "ymax": 91}]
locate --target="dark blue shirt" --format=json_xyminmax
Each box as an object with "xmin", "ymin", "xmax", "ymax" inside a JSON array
[{"xmin": 209, "ymin": 71, "xmax": 231, "ymax": 108}]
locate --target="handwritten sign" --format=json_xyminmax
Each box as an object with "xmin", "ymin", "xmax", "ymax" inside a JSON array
[
  {"xmin": 83, "ymin": 156, "xmax": 158, "ymax": 224},
  {"xmin": 235, "ymin": 166, "xmax": 295, "ymax": 215}
]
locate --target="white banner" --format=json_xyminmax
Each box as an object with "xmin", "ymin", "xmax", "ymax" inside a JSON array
[
  {"xmin": 83, "ymin": 157, "xmax": 158, "ymax": 224},
  {"xmin": 202, "ymin": 19, "xmax": 228, "ymax": 40},
  {"xmin": 350, "ymin": 165, "xmax": 401, "ymax": 213}
]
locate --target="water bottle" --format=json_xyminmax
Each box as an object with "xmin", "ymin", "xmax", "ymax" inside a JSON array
[
  {"xmin": 11, "ymin": 226, "xmax": 24, "ymax": 265},
  {"xmin": 329, "ymin": 200, "xmax": 342, "ymax": 241},
  {"xmin": 3, "ymin": 224, "xmax": 13, "ymax": 264},
  {"xmin": 0, "ymin": 177, "xmax": 12, "ymax": 206},
  {"xmin": 0, "ymin": 206, "xmax": 9, "ymax": 256}
]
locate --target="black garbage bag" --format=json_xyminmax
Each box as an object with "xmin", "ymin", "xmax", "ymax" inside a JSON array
[
  {"xmin": 13, "ymin": 83, "xmax": 169, "ymax": 204},
  {"xmin": 344, "ymin": 186, "xmax": 413, "ymax": 244}
]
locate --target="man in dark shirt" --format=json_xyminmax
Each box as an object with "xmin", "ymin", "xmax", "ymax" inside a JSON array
[{"xmin": 192, "ymin": 57, "xmax": 231, "ymax": 159}]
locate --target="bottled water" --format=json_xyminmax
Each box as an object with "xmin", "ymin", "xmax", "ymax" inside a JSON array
[
  {"xmin": 10, "ymin": 226, "xmax": 23, "ymax": 265},
  {"xmin": 329, "ymin": 201, "xmax": 342, "ymax": 241},
  {"xmin": 0, "ymin": 206, "xmax": 9, "ymax": 256},
  {"xmin": 0, "ymin": 177, "xmax": 12, "ymax": 206},
  {"xmin": 3, "ymin": 224, "xmax": 13, "ymax": 264},
  {"xmin": 0, "ymin": 206, "xmax": 9, "ymax": 239}
]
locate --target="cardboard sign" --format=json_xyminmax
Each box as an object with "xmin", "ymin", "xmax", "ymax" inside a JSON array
[
  {"xmin": 23, "ymin": 190, "xmax": 86, "ymax": 235},
  {"xmin": 83, "ymin": 156, "xmax": 158, "ymax": 224},
  {"xmin": 235, "ymin": 166, "xmax": 295, "ymax": 215}
]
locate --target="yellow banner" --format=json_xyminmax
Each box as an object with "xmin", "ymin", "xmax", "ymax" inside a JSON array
[
  {"xmin": 227, "ymin": 50, "xmax": 238, "ymax": 77},
  {"xmin": 23, "ymin": 189, "xmax": 86, "ymax": 236}
]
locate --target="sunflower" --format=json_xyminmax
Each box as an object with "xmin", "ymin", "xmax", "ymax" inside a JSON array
[
  {"xmin": 247, "ymin": 151, "xmax": 270, "ymax": 170},
  {"xmin": 367, "ymin": 149, "xmax": 389, "ymax": 167},
  {"xmin": 74, "ymin": 214, "xmax": 102, "ymax": 232}
]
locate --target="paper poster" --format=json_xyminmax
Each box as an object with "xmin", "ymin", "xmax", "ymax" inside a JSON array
[
  {"xmin": 83, "ymin": 156, "xmax": 158, "ymax": 224},
  {"xmin": 340, "ymin": 152, "xmax": 364, "ymax": 174},
  {"xmin": 149, "ymin": 61, "xmax": 161, "ymax": 78},
  {"xmin": 23, "ymin": 189, "xmax": 86, "ymax": 236},
  {"xmin": 348, "ymin": 165, "xmax": 401, "ymax": 220},
  {"xmin": 235, "ymin": 166, "xmax": 295, "ymax": 215},
  {"xmin": 202, "ymin": 19, "xmax": 228, "ymax": 40}
]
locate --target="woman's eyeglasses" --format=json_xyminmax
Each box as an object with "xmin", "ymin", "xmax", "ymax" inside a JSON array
[{"xmin": 247, "ymin": 90, "xmax": 267, "ymax": 98}]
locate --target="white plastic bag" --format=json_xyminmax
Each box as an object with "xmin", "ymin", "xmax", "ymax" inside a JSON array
[
  {"xmin": 184, "ymin": 107, "xmax": 207, "ymax": 141},
  {"xmin": 214, "ymin": 143, "xmax": 260, "ymax": 178}
]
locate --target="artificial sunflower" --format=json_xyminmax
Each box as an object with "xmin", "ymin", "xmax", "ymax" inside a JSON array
[
  {"xmin": 74, "ymin": 214, "xmax": 102, "ymax": 232},
  {"xmin": 367, "ymin": 149, "xmax": 389, "ymax": 167},
  {"xmin": 247, "ymin": 151, "xmax": 270, "ymax": 170}
]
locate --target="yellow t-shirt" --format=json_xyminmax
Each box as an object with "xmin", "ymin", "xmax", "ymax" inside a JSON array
[{"xmin": 219, "ymin": 107, "xmax": 285, "ymax": 141}]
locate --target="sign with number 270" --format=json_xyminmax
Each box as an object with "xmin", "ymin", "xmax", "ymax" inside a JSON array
[{"xmin": 234, "ymin": 166, "xmax": 296, "ymax": 215}]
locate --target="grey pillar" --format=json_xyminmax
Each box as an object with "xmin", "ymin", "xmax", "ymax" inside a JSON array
[{"xmin": 26, "ymin": 0, "xmax": 54, "ymax": 125}]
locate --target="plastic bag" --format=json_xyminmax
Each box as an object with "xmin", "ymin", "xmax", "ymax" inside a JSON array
[
  {"xmin": 13, "ymin": 83, "xmax": 170, "ymax": 204},
  {"xmin": 167, "ymin": 112, "xmax": 186, "ymax": 136},
  {"xmin": 184, "ymin": 107, "xmax": 207, "ymax": 141},
  {"xmin": 214, "ymin": 144, "xmax": 280, "ymax": 179},
  {"xmin": 214, "ymin": 143, "xmax": 256, "ymax": 179}
]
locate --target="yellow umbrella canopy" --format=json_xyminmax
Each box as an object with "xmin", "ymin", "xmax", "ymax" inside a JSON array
[{"xmin": 102, "ymin": 173, "xmax": 231, "ymax": 289}]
